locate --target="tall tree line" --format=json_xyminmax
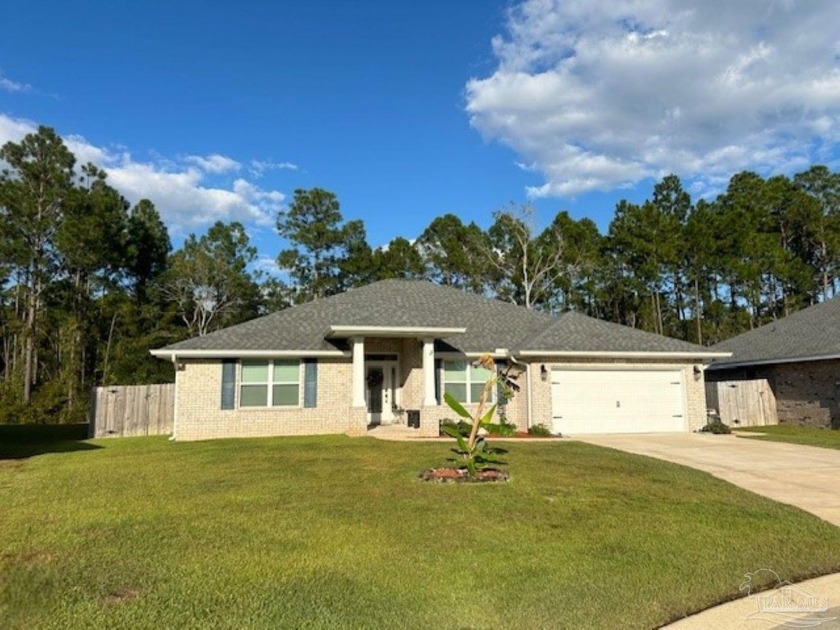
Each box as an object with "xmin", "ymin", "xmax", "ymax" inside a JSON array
[
  {"xmin": 2, "ymin": 125, "xmax": 839, "ymax": 423},
  {"xmin": 0, "ymin": 127, "xmax": 263, "ymax": 422},
  {"xmin": 274, "ymin": 174, "xmax": 840, "ymax": 348}
]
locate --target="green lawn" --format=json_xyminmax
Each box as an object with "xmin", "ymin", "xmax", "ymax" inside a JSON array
[
  {"xmin": 736, "ymin": 424, "xmax": 840, "ymax": 450},
  {"xmin": 3, "ymin": 427, "xmax": 840, "ymax": 629}
]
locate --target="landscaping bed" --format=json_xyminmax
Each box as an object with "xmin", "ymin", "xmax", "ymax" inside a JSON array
[
  {"xmin": 419, "ymin": 467, "xmax": 510, "ymax": 482},
  {"xmin": 486, "ymin": 430, "xmax": 560, "ymax": 439}
]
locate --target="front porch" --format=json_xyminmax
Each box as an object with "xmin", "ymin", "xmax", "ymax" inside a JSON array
[{"xmin": 326, "ymin": 326, "xmax": 466, "ymax": 437}]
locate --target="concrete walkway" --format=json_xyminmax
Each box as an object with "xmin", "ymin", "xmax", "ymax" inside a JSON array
[
  {"xmin": 574, "ymin": 432, "xmax": 840, "ymax": 526},
  {"xmin": 664, "ymin": 572, "xmax": 840, "ymax": 629}
]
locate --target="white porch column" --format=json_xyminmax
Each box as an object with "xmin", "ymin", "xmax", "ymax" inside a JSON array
[
  {"xmin": 422, "ymin": 337, "xmax": 437, "ymax": 406},
  {"xmin": 352, "ymin": 336, "xmax": 366, "ymax": 408}
]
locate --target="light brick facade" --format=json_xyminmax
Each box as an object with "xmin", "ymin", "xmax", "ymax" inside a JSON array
[
  {"xmin": 174, "ymin": 358, "xmax": 353, "ymax": 441},
  {"xmin": 173, "ymin": 344, "xmax": 529, "ymax": 441},
  {"xmin": 173, "ymin": 345, "xmax": 708, "ymax": 440}
]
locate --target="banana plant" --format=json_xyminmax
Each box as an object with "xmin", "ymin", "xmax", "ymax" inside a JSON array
[{"xmin": 440, "ymin": 355, "xmax": 519, "ymax": 477}]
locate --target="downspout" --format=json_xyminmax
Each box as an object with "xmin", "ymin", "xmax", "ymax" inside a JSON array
[
  {"xmin": 507, "ymin": 352, "xmax": 532, "ymax": 430},
  {"xmin": 169, "ymin": 354, "xmax": 178, "ymax": 441}
]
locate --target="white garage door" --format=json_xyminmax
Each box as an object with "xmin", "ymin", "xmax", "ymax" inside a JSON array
[{"xmin": 551, "ymin": 369, "xmax": 687, "ymax": 435}]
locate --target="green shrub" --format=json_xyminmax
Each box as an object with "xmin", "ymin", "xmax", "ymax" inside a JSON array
[
  {"xmin": 0, "ymin": 378, "xmax": 88, "ymax": 425},
  {"xmin": 700, "ymin": 420, "xmax": 732, "ymax": 434},
  {"xmin": 440, "ymin": 419, "xmax": 472, "ymax": 437},
  {"xmin": 441, "ymin": 417, "xmax": 518, "ymax": 438},
  {"xmin": 528, "ymin": 423, "xmax": 553, "ymax": 437},
  {"xmin": 485, "ymin": 422, "xmax": 518, "ymax": 437}
]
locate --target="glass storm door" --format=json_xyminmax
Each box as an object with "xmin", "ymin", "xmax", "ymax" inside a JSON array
[{"xmin": 366, "ymin": 363, "xmax": 396, "ymax": 425}]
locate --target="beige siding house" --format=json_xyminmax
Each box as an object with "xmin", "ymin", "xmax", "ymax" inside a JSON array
[{"xmin": 151, "ymin": 280, "xmax": 727, "ymax": 441}]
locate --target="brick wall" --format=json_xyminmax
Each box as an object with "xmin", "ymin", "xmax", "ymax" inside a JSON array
[
  {"xmin": 361, "ymin": 340, "xmax": 528, "ymax": 433},
  {"xmin": 173, "ymin": 350, "xmax": 530, "ymax": 440},
  {"xmin": 711, "ymin": 360, "xmax": 840, "ymax": 428},
  {"xmin": 421, "ymin": 358, "xmax": 528, "ymax": 432},
  {"xmin": 173, "ymin": 352, "xmax": 708, "ymax": 440},
  {"xmin": 174, "ymin": 358, "xmax": 352, "ymax": 441}
]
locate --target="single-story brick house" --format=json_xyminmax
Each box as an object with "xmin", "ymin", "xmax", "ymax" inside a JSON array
[
  {"xmin": 708, "ymin": 296, "xmax": 840, "ymax": 428},
  {"xmin": 151, "ymin": 280, "xmax": 727, "ymax": 440}
]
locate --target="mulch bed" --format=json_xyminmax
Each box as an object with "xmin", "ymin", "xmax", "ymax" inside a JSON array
[
  {"xmin": 486, "ymin": 431, "xmax": 561, "ymax": 439},
  {"xmin": 419, "ymin": 468, "xmax": 510, "ymax": 483}
]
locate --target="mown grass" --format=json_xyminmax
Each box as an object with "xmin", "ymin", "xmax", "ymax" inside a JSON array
[
  {"xmin": 737, "ymin": 424, "xmax": 840, "ymax": 450},
  {"xmin": 2, "ymin": 429, "xmax": 840, "ymax": 629}
]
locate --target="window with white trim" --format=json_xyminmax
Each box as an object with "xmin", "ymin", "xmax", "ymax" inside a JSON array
[
  {"xmin": 240, "ymin": 360, "xmax": 300, "ymax": 407},
  {"xmin": 443, "ymin": 360, "xmax": 495, "ymax": 404}
]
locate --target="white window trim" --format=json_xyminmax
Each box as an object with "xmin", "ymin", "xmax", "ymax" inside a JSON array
[
  {"xmin": 442, "ymin": 360, "xmax": 496, "ymax": 405},
  {"xmin": 239, "ymin": 359, "xmax": 301, "ymax": 408}
]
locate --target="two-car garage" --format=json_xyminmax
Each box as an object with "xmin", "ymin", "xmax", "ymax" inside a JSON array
[{"xmin": 550, "ymin": 368, "xmax": 688, "ymax": 435}]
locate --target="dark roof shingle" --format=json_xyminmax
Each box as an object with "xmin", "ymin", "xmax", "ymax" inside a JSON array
[
  {"xmin": 156, "ymin": 279, "xmax": 714, "ymax": 357},
  {"xmin": 710, "ymin": 296, "xmax": 840, "ymax": 368},
  {"xmin": 523, "ymin": 311, "xmax": 711, "ymax": 354},
  {"xmin": 159, "ymin": 280, "xmax": 553, "ymax": 354}
]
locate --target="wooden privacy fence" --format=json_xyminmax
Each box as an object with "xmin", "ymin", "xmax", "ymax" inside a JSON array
[
  {"xmin": 705, "ymin": 379, "xmax": 778, "ymax": 428},
  {"xmin": 89, "ymin": 384, "xmax": 175, "ymax": 438}
]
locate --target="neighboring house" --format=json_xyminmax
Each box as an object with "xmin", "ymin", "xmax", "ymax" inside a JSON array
[
  {"xmin": 708, "ymin": 296, "xmax": 840, "ymax": 428},
  {"xmin": 151, "ymin": 279, "xmax": 727, "ymax": 440}
]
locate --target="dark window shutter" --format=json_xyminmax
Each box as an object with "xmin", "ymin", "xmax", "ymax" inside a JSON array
[
  {"xmin": 434, "ymin": 359, "xmax": 442, "ymax": 405},
  {"xmin": 221, "ymin": 360, "xmax": 236, "ymax": 410},
  {"xmin": 303, "ymin": 359, "xmax": 318, "ymax": 408},
  {"xmin": 495, "ymin": 361, "xmax": 508, "ymax": 406}
]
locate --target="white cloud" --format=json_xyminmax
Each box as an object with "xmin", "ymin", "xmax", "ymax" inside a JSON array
[
  {"xmin": 0, "ymin": 72, "xmax": 32, "ymax": 93},
  {"xmin": 249, "ymin": 159, "xmax": 298, "ymax": 178},
  {"xmin": 0, "ymin": 113, "xmax": 285, "ymax": 231},
  {"xmin": 0, "ymin": 111, "xmax": 37, "ymax": 140},
  {"xmin": 65, "ymin": 133, "xmax": 126, "ymax": 167},
  {"xmin": 254, "ymin": 255, "xmax": 282, "ymax": 277},
  {"xmin": 466, "ymin": 0, "xmax": 840, "ymax": 196},
  {"xmin": 185, "ymin": 153, "xmax": 241, "ymax": 173}
]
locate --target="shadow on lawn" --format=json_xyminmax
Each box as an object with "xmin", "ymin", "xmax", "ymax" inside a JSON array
[{"xmin": 0, "ymin": 423, "xmax": 101, "ymax": 460}]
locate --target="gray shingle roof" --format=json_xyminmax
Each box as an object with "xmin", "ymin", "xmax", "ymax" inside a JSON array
[
  {"xmin": 522, "ymin": 311, "xmax": 711, "ymax": 354},
  {"xmin": 709, "ymin": 296, "xmax": 840, "ymax": 369},
  {"xmin": 155, "ymin": 279, "xmax": 714, "ymax": 357},
  {"xmin": 158, "ymin": 280, "xmax": 553, "ymax": 354}
]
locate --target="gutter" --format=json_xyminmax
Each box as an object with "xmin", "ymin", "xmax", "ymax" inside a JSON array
[
  {"xmin": 708, "ymin": 352, "xmax": 840, "ymax": 370},
  {"xmin": 517, "ymin": 350, "xmax": 731, "ymax": 360},
  {"xmin": 149, "ymin": 349, "xmax": 349, "ymax": 360},
  {"xmin": 169, "ymin": 355, "xmax": 177, "ymax": 442}
]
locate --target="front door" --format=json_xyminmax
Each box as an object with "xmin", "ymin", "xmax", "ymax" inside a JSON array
[{"xmin": 366, "ymin": 362, "xmax": 397, "ymax": 425}]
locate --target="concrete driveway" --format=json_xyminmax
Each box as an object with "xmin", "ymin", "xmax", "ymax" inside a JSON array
[{"xmin": 574, "ymin": 433, "xmax": 840, "ymax": 527}]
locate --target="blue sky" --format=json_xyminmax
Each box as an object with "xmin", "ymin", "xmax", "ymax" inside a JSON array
[{"xmin": 1, "ymin": 0, "xmax": 838, "ymax": 272}]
